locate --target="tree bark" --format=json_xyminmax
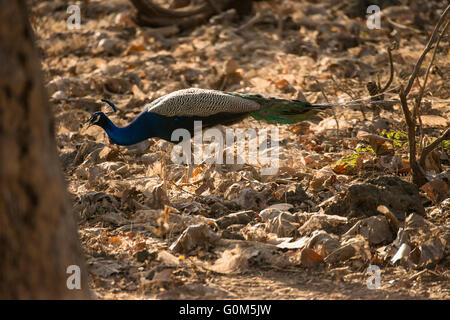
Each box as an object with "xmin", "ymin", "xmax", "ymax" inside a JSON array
[{"xmin": 0, "ymin": 0, "xmax": 91, "ymax": 299}]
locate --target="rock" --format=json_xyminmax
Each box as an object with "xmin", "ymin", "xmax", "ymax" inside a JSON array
[{"xmin": 324, "ymin": 176, "xmax": 425, "ymax": 219}]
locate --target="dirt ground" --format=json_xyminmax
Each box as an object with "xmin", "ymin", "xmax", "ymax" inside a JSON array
[{"xmin": 30, "ymin": 0, "xmax": 449, "ymax": 299}]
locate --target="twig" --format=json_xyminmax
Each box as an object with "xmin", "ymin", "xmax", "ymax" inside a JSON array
[
  {"xmin": 339, "ymin": 85, "xmax": 401, "ymax": 106},
  {"xmin": 399, "ymin": 85, "xmax": 427, "ymax": 185},
  {"xmin": 380, "ymin": 46, "xmax": 394, "ymax": 93},
  {"xmin": 330, "ymin": 75, "xmax": 356, "ymax": 100},
  {"xmin": 416, "ymin": 19, "xmax": 450, "ymax": 150},
  {"xmin": 419, "ymin": 128, "xmax": 450, "ymax": 169},
  {"xmin": 403, "ymin": 5, "xmax": 450, "ymax": 97},
  {"xmin": 398, "ymin": 4, "xmax": 450, "ymax": 186},
  {"xmin": 236, "ymin": 11, "xmax": 262, "ymax": 32},
  {"xmin": 277, "ymin": 14, "xmax": 284, "ymax": 40},
  {"xmin": 386, "ymin": 17, "xmax": 422, "ymax": 35}
]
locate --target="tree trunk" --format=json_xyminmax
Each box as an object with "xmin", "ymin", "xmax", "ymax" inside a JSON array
[{"xmin": 0, "ymin": 0, "xmax": 91, "ymax": 299}]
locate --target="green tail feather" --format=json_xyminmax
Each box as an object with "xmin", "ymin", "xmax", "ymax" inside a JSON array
[{"xmin": 231, "ymin": 93, "xmax": 332, "ymax": 124}]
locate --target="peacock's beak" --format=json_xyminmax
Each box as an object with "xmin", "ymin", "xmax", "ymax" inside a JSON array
[{"xmin": 85, "ymin": 116, "xmax": 94, "ymax": 129}]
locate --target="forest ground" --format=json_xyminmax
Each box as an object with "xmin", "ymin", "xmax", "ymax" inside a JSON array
[{"xmin": 31, "ymin": 0, "xmax": 449, "ymax": 299}]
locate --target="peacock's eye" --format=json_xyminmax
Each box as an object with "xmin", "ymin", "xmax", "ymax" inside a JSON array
[{"xmin": 92, "ymin": 114, "xmax": 101, "ymax": 123}]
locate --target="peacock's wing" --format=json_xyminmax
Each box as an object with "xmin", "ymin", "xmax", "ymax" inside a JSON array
[{"xmin": 146, "ymin": 88, "xmax": 260, "ymax": 117}]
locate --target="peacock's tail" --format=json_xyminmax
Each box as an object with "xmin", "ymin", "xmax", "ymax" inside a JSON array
[{"xmin": 235, "ymin": 93, "xmax": 332, "ymax": 124}]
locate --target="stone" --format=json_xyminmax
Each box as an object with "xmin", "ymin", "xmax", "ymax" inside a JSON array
[{"xmin": 323, "ymin": 176, "xmax": 425, "ymax": 219}]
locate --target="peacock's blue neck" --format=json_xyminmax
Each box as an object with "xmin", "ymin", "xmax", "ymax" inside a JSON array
[{"xmin": 101, "ymin": 112, "xmax": 160, "ymax": 146}]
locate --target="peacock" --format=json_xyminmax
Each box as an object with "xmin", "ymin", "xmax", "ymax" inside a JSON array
[{"xmin": 85, "ymin": 88, "xmax": 331, "ymax": 145}]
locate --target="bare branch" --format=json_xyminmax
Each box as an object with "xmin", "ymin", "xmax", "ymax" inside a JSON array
[
  {"xmin": 398, "ymin": 5, "xmax": 450, "ymax": 186},
  {"xmin": 399, "ymin": 86, "xmax": 427, "ymax": 186},
  {"xmin": 402, "ymin": 5, "xmax": 450, "ymax": 97},
  {"xmin": 380, "ymin": 46, "xmax": 394, "ymax": 93},
  {"xmin": 415, "ymin": 19, "xmax": 450, "ymax": 117}
]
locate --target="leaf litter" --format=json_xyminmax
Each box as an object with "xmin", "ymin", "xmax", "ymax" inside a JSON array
[{"xmin": 33, "ymin": 0, "xmax": 450, "ymax": 299}]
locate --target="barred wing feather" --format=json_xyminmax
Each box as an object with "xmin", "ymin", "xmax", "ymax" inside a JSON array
[{"xmin": 146, "ymin": 88, "xmax": 260, "ymax": 117}]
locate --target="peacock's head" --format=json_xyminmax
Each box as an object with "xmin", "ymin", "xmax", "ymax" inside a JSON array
[
  {"xmin": 86, "ymin": 99, "xmax": 118, "ymax": 128},
  {"xmin": 86, "ymin": 111, "xmax": 108, "ymax": 128}
]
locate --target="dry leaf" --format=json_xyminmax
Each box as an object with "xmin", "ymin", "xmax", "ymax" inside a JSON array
[
  {"xmin": 420, "ymin": 180, "xmax": 449, "ymax": 203},
  {"xmin": 109, "ymin": 236, "xmax": 121, "ymax": 246},
  {"xmin": 131, "ymin": 84, "xmax": 146, "ymax": 100},
  {"xmin": 126, "ymin": 44, "xmax": 146, "ymax": 53},
  {"xmin": 274, "ymin": 79, "xmax": 289, "ymax": 90},
  {"xmin": 224, "ymin": 59, "xmax": 239, "ymax": 75},
  {"xmin": 300, "ymin": 248, "xmax": 323, "ymax": 267},
  {"xmin": 134, "ymin": 242, "xmax": 146, "ymax": 252}
]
